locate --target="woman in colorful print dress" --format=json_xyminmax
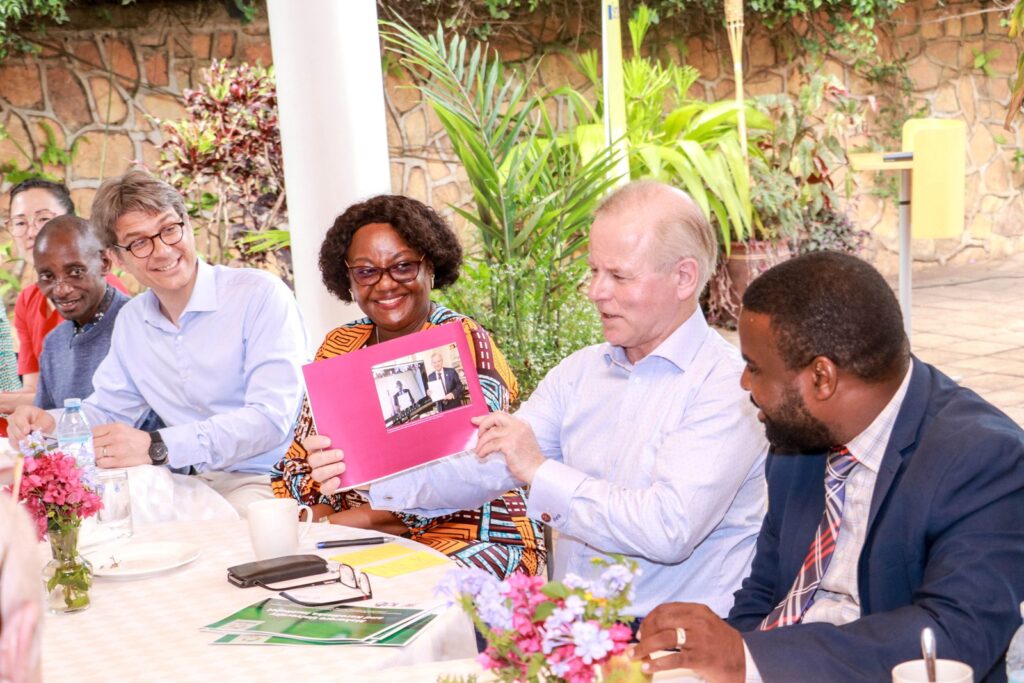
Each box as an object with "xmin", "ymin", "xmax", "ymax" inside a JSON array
[{"xmin": 271, "ymin": 195, "xmax": 544, "ymax": 579}]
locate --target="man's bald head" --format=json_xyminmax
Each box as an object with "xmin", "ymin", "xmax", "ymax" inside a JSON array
[
  {"xmin": 34, "ymin": 215, "xmax": 106, "ymax": 261},
  {"xmin": 595, "ymin": 181, "xmax": 718, "ymax": 293},
  {"xmin": 32, "ymin": 215, "xmax": 112, "ymax": 325}
]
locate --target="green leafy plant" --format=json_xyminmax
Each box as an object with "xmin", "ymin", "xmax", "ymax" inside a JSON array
[
  {"xmin": 380, "ymin": 0, "xmax": 903, "ymax": 57},
  {"xmin": 0, "ymin": 121, "xmax": 84, "ymax": 185},
  {"xmin": 749, "ymin": 73, "xmax": 863, "ymax": 240},
  {"xmin": 570, "ymin": 5, "xmax": 772, "ymax": 249},
  {"xmin": 0, "ymin": 0, "xmax": 70, "ymax": 61},
  {"xmin": 381, "ymin": 18, "xmax": 619, "ymax": 398},
  {"xmin": 155, "ymin": 60, "xmax": 292, "ymax": 286},
  {"xmin": 972, "ymin": 47, "xmax": 1000, "ymax": 78},
  {"xmin": 0, "ymin": 239, "xmax": 23, "ymax": 304},
  {"xmin": 704, "ymin": 73, "xmax": 864, "ymax": 326},
  {"xmin": 1007, "ymin": 0, "xmax": 1024, "ymax": 125},
  {"xmin": 793, "ymin": 207, "xmax": 870, "ymax": 256}
]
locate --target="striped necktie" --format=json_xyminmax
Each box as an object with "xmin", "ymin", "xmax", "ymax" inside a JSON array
[{"xmin": 759, "ymin": 446, "xmax": 859, "ymax": 631}]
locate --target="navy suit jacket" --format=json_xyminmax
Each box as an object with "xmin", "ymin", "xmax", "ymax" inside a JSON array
[
  {"xmin": 728, "ymin": 358, "xmax": 1024, "ymax": 682},
  {"xmin": 429, "ymin": 367, "xmax": 464, "ymax": 412}
]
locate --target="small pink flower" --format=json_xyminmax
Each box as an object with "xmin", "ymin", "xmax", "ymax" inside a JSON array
[
  {"xmin": 14, "ymin": 448, "xmax": 103, "ymax": 540},
  {"xmin": 476, "ymin": 649, "xmax": 502, "ymax": 671},
  {"xmin": 609, "ymin": 622, "xmax": 633, "ymax": 653}
]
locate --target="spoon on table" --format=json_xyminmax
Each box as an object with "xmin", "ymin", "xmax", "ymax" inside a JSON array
[{"xmin": 921, "ymin": 626, "xmax": 937, "ymax": 682}]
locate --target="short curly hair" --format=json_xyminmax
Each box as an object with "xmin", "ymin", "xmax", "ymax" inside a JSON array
[
  {"xmin": 742, "ymin": 251, "xmax": 910, "ymax": 383},
  {"xmin": 320, "ymin": 195, "xmax": 463, "ymax": 302}
]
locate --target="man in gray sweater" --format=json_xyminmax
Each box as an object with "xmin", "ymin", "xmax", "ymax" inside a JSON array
[{"xmin": 33, "ymin": 216, "xmax": 160, "ymax": 430}]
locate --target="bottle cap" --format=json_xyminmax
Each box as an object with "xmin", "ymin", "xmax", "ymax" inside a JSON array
[{"xmin": 63, "ymin": 398, "xmax": 82, "ymax": 408}]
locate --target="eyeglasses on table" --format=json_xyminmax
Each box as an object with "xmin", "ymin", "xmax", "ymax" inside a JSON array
[{"xmin": 276, "ymin": 562, "xmax": 373, "ymax": 607}]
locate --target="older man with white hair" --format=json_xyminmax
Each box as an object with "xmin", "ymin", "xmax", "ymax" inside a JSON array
[{"xmin": 305, "ymin": 181, "xmax": 769, "ymax": 623}]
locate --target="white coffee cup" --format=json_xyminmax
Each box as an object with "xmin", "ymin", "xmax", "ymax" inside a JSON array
[
  {"xmin": 246, "ymin": 498, "xmax": 314, "ymax": 560},
  {"xmin": 892, "ymin": 659, "xmax": 974, "ymax": 683}
]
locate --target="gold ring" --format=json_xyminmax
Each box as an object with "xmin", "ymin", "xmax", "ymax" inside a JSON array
[
  {"xmin": 102, "ymin": 446, "xmax": 108, "ymax": 457},
  {"xmin": 675, "ymin": 627, "xmax": 687, "ymax": 648}
]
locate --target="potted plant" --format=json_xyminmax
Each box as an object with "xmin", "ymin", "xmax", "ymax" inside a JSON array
[
  {"xmin": 706, "ymin": 73, "xmax": 865, "ymax": 324},
  {"xmin": 569, "ymin": 5, "xmax": 772, "ymax": 251},
  {"xmin": 380, "ymin": 19, "xmax": 620, "ymax": 399}
]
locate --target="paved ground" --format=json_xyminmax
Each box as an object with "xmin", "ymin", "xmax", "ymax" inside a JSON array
[
  {"xmin": 909, "ymin": 256, "xmax": 1024, "ymax": 426},
  {"xmin": 718, "ymin": 255, "xmax": 1024, "ymax": 427}
]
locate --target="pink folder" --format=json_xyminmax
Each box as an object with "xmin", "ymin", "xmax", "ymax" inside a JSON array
[{"xmin": 302, "ymin": 323, "xmax": 488, "ymax": 490}]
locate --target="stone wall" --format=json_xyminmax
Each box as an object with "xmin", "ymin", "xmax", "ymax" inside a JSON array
[{"xmin": 1, "ymin": 0, "xmax": 1022, "ymax": 281}]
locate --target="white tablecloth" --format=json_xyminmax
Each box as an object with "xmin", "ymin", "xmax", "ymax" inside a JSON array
[{"xmin": 42, "ymin": 520, "xmax": 476, "ymax": 682}]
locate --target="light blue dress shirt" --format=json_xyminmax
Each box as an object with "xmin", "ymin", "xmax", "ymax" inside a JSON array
[
  {"xmin": 79, "ymin": 260, "xmax": 308, "ymax": 474},
  {"xmin": 370, "ymin": 310, "xmax": 768, "ymax": 617}
]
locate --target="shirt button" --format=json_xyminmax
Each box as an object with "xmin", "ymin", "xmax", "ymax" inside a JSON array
[{"xmin": 541, "ymin": 512, "xmax": 552, "ymax": 523}]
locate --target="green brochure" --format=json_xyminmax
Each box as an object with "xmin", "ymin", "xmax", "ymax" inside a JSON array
[
  {"xmin": 211, "ymin": 613, "xmax": 438, "ymax": 648},
  {"xmin": 203, "ymin": 599, "xmax": 430, "ymax": 644}
]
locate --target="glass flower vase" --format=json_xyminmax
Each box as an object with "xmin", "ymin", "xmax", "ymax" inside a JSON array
[{"xmin": 43, "ymin": 524, "xmax": 92, "ymax": 614}]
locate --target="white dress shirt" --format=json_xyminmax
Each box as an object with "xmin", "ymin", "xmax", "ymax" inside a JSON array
[
  {"xmin": 371, "ymin": 310, "xmax": 768, "ymax": 617},
  {"xmin": 78, "ymin": 260, "xmax": 309, "ymax": 474}
]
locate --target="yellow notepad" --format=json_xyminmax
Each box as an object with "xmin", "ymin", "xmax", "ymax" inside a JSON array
[
  {"xmin": 363, "ymin": 551, "xmax": 450, "ymax": 578},
  {"xmin": 329, "ymin": 543, "xmax": 414, "ymax": 567}
]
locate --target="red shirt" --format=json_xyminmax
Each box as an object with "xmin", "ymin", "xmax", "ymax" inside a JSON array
[{"xmin": 13, "ymin": 273, "xmax": 129, "ymax": 375}]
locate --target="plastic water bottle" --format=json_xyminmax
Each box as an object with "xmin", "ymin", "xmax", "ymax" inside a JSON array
[
  {"xmin": 57, "ymin": 398, "xmax": 96, "ymax": 485},
  {"xmin": 1007, "ymin": 602, "xmax": 1024, "ymax": 682}
]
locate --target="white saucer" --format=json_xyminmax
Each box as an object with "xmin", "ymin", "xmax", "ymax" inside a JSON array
[{"xmin": 84, "ymin": 541, "xmax": 201, "ymax": 579}]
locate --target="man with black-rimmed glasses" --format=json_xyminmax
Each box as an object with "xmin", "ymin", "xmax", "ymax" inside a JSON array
[{"xmin": 8, "ymin": 169, "xmax": 309, "ymax": 516}]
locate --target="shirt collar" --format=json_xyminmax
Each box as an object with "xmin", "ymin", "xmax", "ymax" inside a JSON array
[
  {"xmin": 142, "ymin": 259, "xmax": 215, "ymax": 324},
  {"xmin": 182, "ymin": 259, "xmax": 217, "ymax": 313},
  {"xmin": 604, "ymin": 308, "xmax": 709, "ymax": 373},
  {"xmin": 844, "ymin": 365, "xmax": 913, "ymax": 473}
]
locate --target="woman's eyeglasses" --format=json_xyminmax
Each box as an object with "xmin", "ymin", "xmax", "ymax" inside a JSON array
[
  {"xmin": 345, "ymin": 255, "xmax": 425, "ymax": 286},
  {"xmin": 10, "ymin": 212, "xmax": 57, "ymax": 236},
  {"xmin": 277, "ymin": 563, "xmax": 373, "ymax": 607}
]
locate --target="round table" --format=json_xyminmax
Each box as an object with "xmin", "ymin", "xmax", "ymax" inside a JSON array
[{"xmin": 41, "ymin": 520, "xmax": 476, "ymax": 682}]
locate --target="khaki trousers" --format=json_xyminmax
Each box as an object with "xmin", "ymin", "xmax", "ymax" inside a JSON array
[{"xmin": 195, "ymin": 471, "xmax": 273, "ymax": 518}]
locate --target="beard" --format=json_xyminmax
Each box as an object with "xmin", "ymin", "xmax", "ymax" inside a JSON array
[{"xmin": 758, "ymin": 385, "xmax": 835, "ymax": 453}]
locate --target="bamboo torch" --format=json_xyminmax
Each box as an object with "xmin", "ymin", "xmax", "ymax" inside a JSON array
[{"xmin": 725, "ymin": 0, "xmax": 748, "ymax": 172}]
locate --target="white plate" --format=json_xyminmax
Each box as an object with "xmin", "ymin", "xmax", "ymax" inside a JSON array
[{"xmin": 84, "ymin": 541, "xmax": 201, "ymax": 579}]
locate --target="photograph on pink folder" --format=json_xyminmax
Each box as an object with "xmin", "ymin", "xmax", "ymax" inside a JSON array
[{"xmin": 302, "ymin": 323, "xmax": 488, "ymax": 490}]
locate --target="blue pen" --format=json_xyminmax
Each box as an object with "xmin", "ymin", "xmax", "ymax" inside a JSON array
[{"xmin": 317, "ymin": 537, "xmax": 388, "ymax": 549}]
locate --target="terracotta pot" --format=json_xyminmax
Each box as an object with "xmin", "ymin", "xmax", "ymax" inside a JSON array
[{"xmin": 714, "ymin": 241, "xmax": 791, "ymax": 324}]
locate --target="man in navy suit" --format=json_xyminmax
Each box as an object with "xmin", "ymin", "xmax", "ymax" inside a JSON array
[
  {"xmin": 428, "ymin": 351, "xmax": 464, "ymax": 412},
  {"xmin": 635, "ymin": 252, "xmax": 1024, "ymax": 682}
]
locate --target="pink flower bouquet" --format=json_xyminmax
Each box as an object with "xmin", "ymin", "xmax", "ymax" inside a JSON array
[
  {"xmin": 439, "ymin": 558, "xmax": 642, "ymax": 683},
  {"xmin": 7, "ymin": 431, "xmax": 103, "ymax": 612},
  {"xmin": 9, "ymin": 431, "xmax": 102, "ymax": 540}
]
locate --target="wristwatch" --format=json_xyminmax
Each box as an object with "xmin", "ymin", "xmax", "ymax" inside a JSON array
[{"xmin": 148, "ymin": 430, "xmax": 169, "ymax": 466}]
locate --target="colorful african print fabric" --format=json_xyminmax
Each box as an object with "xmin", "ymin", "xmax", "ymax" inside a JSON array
[
  {"xmin": 271, "ymin": 304, "xmax": 545, "ymax": 579},
  {"xmin": 0, "ymin": 308, "xmax": 22, "ymax": 395}
]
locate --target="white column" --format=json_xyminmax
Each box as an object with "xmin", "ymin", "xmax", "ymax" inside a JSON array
[{"xmin": 266, "ymin": 0, "xmax": 392, "ymax": 349}]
